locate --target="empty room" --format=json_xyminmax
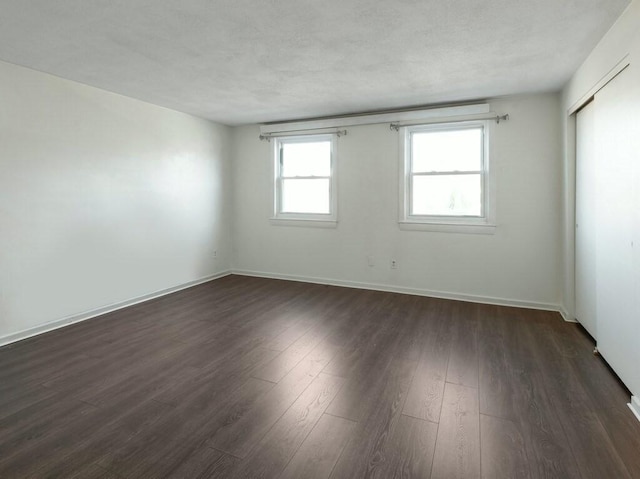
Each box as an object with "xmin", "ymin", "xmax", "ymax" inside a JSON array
[{"xmin": 1, "ymin": 1, "xmax": 639, "ymax": 478}]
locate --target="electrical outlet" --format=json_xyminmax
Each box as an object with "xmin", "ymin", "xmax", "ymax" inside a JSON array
[
  {"xmin": 391, "ymin": 260, "xmax": 397, "ymax": 269},
  {"xmin": 213, "ymin": 250, "xmax": 217, "ymax": 258},
  {"xmin": 367, "ymin": 255, "xmax": 375, "ymax": 267}
]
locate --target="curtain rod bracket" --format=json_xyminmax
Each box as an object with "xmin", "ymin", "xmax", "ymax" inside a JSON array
[
  {"xmin": 390, "ymin": 123, "xmax": 400, "ymax": 131},
  {"xmin": 496, "ymin": 114, "xmax": 509, "ymax": 124}
]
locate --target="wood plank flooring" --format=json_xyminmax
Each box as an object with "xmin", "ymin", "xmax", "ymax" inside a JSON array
[{"xmin": 1, "ymin": 275, "xmax": 639, "ymax": 478}]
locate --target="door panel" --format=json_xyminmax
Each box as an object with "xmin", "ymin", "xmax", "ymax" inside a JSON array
[
  {"xmin": 593, "ymin": 67, "xmax": 640, "ymax": 399},
  {"xmin": 575, "ymin": 100, "xmax": 597, "ymax": 339}
]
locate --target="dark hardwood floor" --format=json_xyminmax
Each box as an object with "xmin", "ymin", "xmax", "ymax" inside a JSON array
[{"xmin": 1, "ymin": 275, "xmax": 639, "ymax": 478}]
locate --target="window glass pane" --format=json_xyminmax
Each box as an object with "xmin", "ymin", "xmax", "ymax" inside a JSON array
[
  {"xmin": 412, "ymin": 174, "xmax": 482, "ymax": 216},
  {"xmin": 412, "ymin": 128, "xmax": 482, "ymax": 173},
  {"xmin": 281, "ymin": 141, "xmax": 331, "ymax": 177},
  {"xmin": 281, "ymin": 178, "xmax": 330, "ymax": 214}
]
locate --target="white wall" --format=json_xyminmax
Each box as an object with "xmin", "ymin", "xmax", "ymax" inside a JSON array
[
  {"xmin": 232, "ymin": 94, "xmax": 563, "ymax": 309},
  {"xmin": 0, "ymin": 60, "xmax": 232, "ymax": 341}
]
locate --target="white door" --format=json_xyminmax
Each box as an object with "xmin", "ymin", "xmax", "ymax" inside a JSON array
[
  {"xmin": 575, "ymin": 100, "xmax": 598, "ymax": 339},
  {"xmin": 593, "ymin": 66, "xmax": 640, "ymax": 400}
]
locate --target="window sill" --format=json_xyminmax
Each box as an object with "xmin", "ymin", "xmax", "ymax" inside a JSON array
[
  {"xmin": 398, "ymin": 221, "xmax": 496, "ymax": 235},
  {"xmin": 270, "ymin": 217, "xmax": 338, "ymax": 228}
]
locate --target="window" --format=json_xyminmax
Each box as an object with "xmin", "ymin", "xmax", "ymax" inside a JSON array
[
  {"xmin": 273, "ymin": 134, "xmax": 337, "ymax": 223},
  {"xmin": 400, "ymin": 121, "xmax": 494, "ymax": 231}
]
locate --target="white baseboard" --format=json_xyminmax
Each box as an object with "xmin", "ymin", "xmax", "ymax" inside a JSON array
[
  {"xmin": 232, "ymin": 269, "xmax": 563, "ymax": 314},
  {"xmin": 629, "ymin": 396, "xmax": 640, "ymax": 423},
  {"xmin": 0, "ymin": 270, "xmax": 231, "ymax": 348},
  {"xmin": 0, "ymin": 268, "xmax": 565, "ymax": 348},
  {"xmin": 559, "ymin": 308, "xmax": 578, "ymax": 323}
]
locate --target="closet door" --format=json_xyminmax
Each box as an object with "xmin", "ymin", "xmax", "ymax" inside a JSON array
[
  {"xmin": 594, "ymin": 67, "xmax": 639, "ymax": 398},
  {"xmin": 575, "ymin": 100, "xmax": 598, "ymax": 339}
]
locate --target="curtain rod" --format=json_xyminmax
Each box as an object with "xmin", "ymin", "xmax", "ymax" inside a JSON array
[
  {"xmin": 259, "ymin": 129, "xmax": 348, "ymax": 142},
  {"xmin": 389, "ymin": 114, "xmax": 509, "ymax": 131},
  {"xmin": 260, "ymin": 104, "xmax": 490, "ymax": 135}
]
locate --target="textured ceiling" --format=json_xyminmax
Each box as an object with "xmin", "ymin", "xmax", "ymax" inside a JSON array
[{"xmin": 0, "ymin": 0, "xmax": 630, "ymax": 125}]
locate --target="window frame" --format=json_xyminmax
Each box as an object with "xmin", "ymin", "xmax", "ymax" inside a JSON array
[
  {"xmin": 399, "ymin": 120, "xmax": 495, "ymax": 232},
  {"xmin": 272, "ymin": 133, "xmax": 338, "ymax": 224}
]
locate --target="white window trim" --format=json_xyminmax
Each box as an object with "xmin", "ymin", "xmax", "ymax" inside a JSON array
[
  {"xmin": 271, "ymin": 134, "xmax": 338, "ymax": 225},
  {"xmin": 398, "ymin": 120, "xmax": 496, "ymax": 233}
]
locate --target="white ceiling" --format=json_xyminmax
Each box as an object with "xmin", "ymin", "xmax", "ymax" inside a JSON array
[{"xmin": 0, "ymin": 0, "xmax": 629, "ymax": 125}]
